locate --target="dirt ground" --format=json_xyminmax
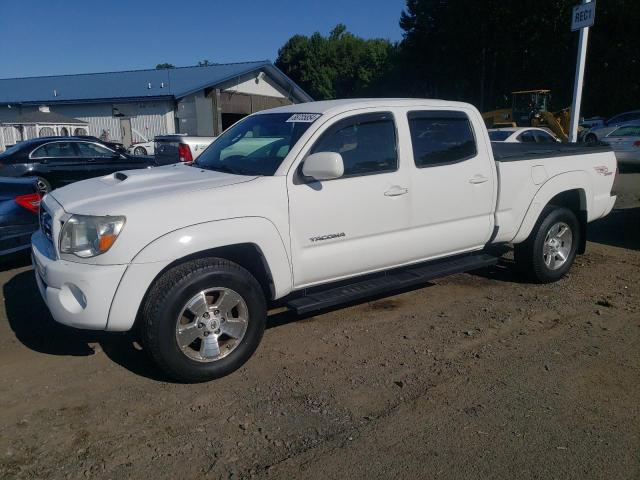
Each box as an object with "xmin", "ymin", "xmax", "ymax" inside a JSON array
[{"xmin": 1, "ymin": 173, "xmax": 639, "ymax": 480}]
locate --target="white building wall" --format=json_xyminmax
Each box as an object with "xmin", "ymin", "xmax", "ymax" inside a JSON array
[
  {"xmin": 53, "ymin": 103, "xmax": 120, "ymax": 140},
  {"xmin": 219, "ymin": 71, "xmax": 289, "ymax": 98},
  {"xmin": 54, "ymin": 101, "xmax": 174, "ymax": 143}
]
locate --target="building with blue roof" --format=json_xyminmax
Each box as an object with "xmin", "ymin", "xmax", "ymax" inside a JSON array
[{"xmin": 0, "ymin": 61, "xmax": 312, "ymax": 148}]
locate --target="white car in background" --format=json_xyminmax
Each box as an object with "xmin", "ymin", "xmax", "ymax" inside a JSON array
[
  {"xmin": 127, "ymin": 141, "xmax": 155, "ymax": 156},
  {"xmin": 488, "ymin": 127, "xmax": 560, "ymax": 143},
  {"xmin": 601, "ymin": 124, "xmax": 640, "ymax": 166}
]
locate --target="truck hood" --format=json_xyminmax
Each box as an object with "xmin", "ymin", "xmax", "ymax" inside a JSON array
[{"xmin": 50, "ymin": 164, "xmax": 257, "ymax": 213}]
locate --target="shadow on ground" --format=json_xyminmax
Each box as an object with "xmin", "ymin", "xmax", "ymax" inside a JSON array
[
  {"xmin": 3, "ymin": 270, "xmax": 168, "ymax": 381},
  {"xmin": 2, "ymin": 266, "xmax": 439, "ymax": 382},
  {"xmin": 588, "ymin": 207, "xmax": 640, "ymax": 251},
  {"xmin": 0, "ymin": 250, "xmax": 31, "ymax": 273}
]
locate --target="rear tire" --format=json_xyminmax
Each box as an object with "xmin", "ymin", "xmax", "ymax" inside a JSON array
[
  {"xmin": 514, "ymin": 206, "xmax": 580, "ymax": 283},
  {"xmin": 141, "ymin": 257, "xmax": 266, "ymax": 382},
  {"xmin": 133, "ymin": 146, "xmax": 147, "ymax": 155}
]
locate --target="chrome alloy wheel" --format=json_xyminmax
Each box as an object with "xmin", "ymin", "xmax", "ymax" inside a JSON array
[
  {"xmin": 543, "ymin": 221, "xmax": 572, "ymax": 271},
  {"xmin": 175, "ymin": 288, "xmax": 249, "ymax": 362},
  {"xmin": 36, "ymin": 178, "xmax": 50, "ymax": 195}
]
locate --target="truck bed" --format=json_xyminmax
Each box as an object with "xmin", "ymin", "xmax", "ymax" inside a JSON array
[{"xmin": 492, "ymin": 142, "xmax": 612, "ymax": 162}]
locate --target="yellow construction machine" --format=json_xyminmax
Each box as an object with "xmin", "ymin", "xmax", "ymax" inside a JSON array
[{"xmin": 482, "ymin": 89, "xmax": 572, "ymax": 141}]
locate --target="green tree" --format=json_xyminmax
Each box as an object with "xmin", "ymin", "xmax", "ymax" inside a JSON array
[
  {"xmin": 276, "ymin": 24, "xmax": 396, "ymax": 99},
  {"xmin": 155, "ymin": 63, "xmax": 175, "ymax": 69},
  {"xmin": 398, "ymin": 0, "xmax": 640, "ymax": 116}
]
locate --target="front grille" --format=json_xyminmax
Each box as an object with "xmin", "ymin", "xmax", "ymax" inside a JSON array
[{"xmin": 39, "ymin": 206, "xmax": 53, "ymax": 243}]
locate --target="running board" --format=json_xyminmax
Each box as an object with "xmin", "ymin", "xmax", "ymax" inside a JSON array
[{"xmin": 287, "ymin": 253, "xmax": 498, "ymax": 315}]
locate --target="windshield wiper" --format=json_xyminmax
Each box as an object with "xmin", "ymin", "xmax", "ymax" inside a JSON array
[{"xmin": 196, "ymin": 164, "xmax": 247, "ymax": 175}]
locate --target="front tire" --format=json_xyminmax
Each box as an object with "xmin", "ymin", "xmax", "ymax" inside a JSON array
[
  {"xmin": 133, "ymin": 146, "xmax": 147, "ymax": 155},
  {"xmin": 34, "ymin": 176, "xmax": 52, "ymax": 194},
  {"xmin": 585, "ymin": 133, "xmax": 598, "ymax": 144},
  {"xmin": 514, "ymin": 207, "xmax": 580, "ymax": 283},
  {"xmin": 141, "ymin": 258, "xmax": 266, "ymax": 382}
]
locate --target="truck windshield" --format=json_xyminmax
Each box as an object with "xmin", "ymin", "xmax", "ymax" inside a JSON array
[{"xmin": 194, "ymin": 113, "xmax": 320, "ymax": 176}]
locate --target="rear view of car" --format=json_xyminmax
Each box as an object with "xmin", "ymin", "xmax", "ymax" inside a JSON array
[
  {"xmin": 602, "ymin": 124, "xmax": 640, "ymax": 167},
  {"xmin": 0, "ymin": 177, "xmax": 40, "ymax": 256},
  {"xmin": 154, "ymin": 135, "xmax": 216, "ymax": 165}
]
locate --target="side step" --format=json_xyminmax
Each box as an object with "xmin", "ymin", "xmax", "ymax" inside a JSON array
[{"xmin": 286, "ymin": 253, "xmax": 498, "ymax": 315}]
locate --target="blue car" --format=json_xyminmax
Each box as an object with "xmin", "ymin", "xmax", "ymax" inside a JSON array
[{"xmin": 0, "ymin": 177, "xmax": 41, "ymax": 256}]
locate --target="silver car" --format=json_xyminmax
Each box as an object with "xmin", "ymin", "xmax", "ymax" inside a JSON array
[
  {"xmin": 584, "ymin": 110, "xmax": 640, "ymax": 143},
  {"xmin": 601, "ymin": 124, "xmax": 640, "ymax": 166}
]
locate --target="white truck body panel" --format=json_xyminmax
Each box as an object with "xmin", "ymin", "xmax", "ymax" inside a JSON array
[{"xmin": 31, "ymin": 99, "xmax": 617, "ymax": 332}]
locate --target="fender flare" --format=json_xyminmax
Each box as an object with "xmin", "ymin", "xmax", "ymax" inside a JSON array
[
  {"xmin": 511, "ymin": 171, "xmax": 590, "ymax": 244},
  {"xmin": 105, "ymin": 216, "xmax": 292, "ymax": 331}
]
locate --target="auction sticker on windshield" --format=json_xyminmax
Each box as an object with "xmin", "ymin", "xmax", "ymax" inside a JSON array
[{"xmin": 286, "ymin": 113, "xmax": 321, "ymax": 123}]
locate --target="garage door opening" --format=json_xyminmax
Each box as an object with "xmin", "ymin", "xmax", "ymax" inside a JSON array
[{"xmin": 222, "ymin": 113, "xmax": 246, "ymax": 131}]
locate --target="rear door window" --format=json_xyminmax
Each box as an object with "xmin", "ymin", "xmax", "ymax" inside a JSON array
[
  {"xmin": 407, "ymin": 111, "xmax": 477, "ymax": 167},
  {"xmin": 31, "ymin": 142, "xmax": 79, "ymax": 159}
]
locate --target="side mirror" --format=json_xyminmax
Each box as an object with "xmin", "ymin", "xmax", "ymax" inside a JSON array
[{"xmin": 302, "ymin": 152, "xmax": 344, "ymax": 181}]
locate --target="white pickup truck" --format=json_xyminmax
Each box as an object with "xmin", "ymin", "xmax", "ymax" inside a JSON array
[{"xmin": 31, "ymin": 99, "xmax": 617, "ymax": 382}]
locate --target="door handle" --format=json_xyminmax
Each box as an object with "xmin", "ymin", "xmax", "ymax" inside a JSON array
[
  {"xmin": 384, "ymin": 186, "xmax": 409, "ymax": 197},
  {"xmin": 468, "ymin": 175, "xmax": 489, "ymax": 184}
]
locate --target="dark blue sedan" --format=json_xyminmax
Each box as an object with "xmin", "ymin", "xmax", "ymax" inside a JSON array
[{"xmin": 0, "ymin": 177, "xmax": 41, "ymax": 256}]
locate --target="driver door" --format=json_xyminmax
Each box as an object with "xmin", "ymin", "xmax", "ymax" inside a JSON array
[{"xmin": 287, "ymin": 111, "xmax": 412, "ymax": 288}]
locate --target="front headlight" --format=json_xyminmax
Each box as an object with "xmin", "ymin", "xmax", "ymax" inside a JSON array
[{"xmin": 59, "ymin": 215, "xmax": 126, "ymax": 258}]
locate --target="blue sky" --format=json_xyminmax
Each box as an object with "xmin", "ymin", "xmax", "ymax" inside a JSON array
[{"xmin": 0, "ymin": 0, "xmax": 407, "ymax": 79}]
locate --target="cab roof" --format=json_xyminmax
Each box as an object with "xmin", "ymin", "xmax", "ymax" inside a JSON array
[{"xmin": 258, "ymin": 98, "xmax": 475, "ymax": 117}]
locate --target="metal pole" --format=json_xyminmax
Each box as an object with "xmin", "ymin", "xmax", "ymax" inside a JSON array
[{"xmin": 568, "ymin": 0, "xmax": 592, "ymax": 142}]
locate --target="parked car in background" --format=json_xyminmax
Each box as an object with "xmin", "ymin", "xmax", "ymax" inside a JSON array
[
  {"xmin": 580, "ymin": 117, "xmax": 606, "ymax": 130},
  {"xmin": 584, "ymin": 110, "xmax": 640, "ymax": 143},
  {"xmin": 488, "ymin": 127, "xmax": 560, "ymax": 143},
  {"xmin": 0, "ymin": 137, "xmax": 157, "ymax": 193},
  {"xmin": 31, "ymin": 99, "xmax": 616, "ymax": 382},
  {"xmin": 127, "ymin": 141, "xmax": 155, "ymax": 156},
  {"xmin": 601, "ymin": 124, "xmax": 640, "ymax": 167},
  {"xmin": 0, "ymin": 177, "xmax": 40, "ymax": 257},
  {"xmin": 154, "ymin": 134, "xmax": 216, "ymax": 165}
]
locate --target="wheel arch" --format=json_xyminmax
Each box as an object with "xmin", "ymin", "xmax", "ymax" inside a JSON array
[
  {"xmin": 512, "ymin": 171, "xmax": 590, "ymax": 247},
  {"xmin": 106, "ymin": 217, "xmax": 292, "ymax": 332}
]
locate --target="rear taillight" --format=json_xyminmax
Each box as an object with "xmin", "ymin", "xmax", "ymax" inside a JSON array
[
  {"xmin": 15, "ymin": 193, "xmax": 41, "ymax": 213},
  {"xmin": 633, "ymin": 141, "xmax": 640, "ymax": 147},
  {"xmin": 178, "ymin": 143, "xmax": 193, "ymax": 162}
]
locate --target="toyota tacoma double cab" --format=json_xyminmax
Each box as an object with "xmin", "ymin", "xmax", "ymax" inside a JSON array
[{"xmin": 31, "ymin": 99, "xmax": 617, "ymax": 382}]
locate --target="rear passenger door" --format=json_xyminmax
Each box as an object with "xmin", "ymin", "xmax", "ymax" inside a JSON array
[{"xmin": 403, "ymin": 109, "xmax": 496, "ymax": 259}]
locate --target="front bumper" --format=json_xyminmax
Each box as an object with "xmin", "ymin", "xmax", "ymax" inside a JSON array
[{"xmin": 31, "ymin": 230, "xmax": 127, "ymax": 330}]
